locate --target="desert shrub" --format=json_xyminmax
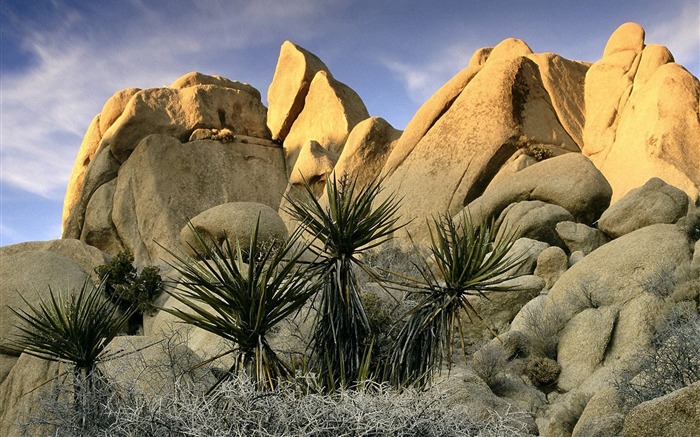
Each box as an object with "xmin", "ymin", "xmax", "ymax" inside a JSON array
[
  {"xmin": 614, "ymin": 306, "xmax": 700, "ymax": 409},
  {"xmin": 389, "ymin": 213, "xmax": 523, "ymax": 387},
  {"xmin": 78, "ymin": 376, "xmax": 531, "ymax": 436},
  {"xmin": 472, "ymin": 342, "xmax": 511, "ymax": 393},
  {"xmin": 95, "ymin": 250, "xmax": 163, "ymax": 318},
  {"xmin": 518, "ymin": 300, "xmax": 566, "ymax": 359},
  {"xmin": 162, "ymin": 220, "xmax": 317, "ymax": 392},
  {"xmin": 524, "ymin": 356, "xmax": 560, "ymax": 387}
]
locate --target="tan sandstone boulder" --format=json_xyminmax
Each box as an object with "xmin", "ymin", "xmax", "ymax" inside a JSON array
[
  {"xmin": 623, "ymin": 382, "xmax": 700, "ymax": 437},
  {"xmin": 463, "ymin": 153, "xmax": 612, "ymax": 230},
  {"xmin": 170, "ymin": 71, "xmax": 261, "ymax": 99},
  {"xmin": 267, "ymin": 41, "xmax": 330, "ymax": 141},
  {"xmin": 283, "ymin": 70, "xmax": 369, "ymax": 172},
  {"xmin": 597, "ymin": 177, "xmax": 690, "ymax": 238},
  {"xmin": 333, "ymin": 117, "xmax": 401, "ymax": 188},
  {"xmin": 110, "ymin": 134, "xmax": 288, "ymax": 265},
  {"xmin": 583, "ymin": 23, "xmax": 700, "ymax": 202},
  {"xmin": 380, "ymin": 39, "xmax": 588, "ymax": 244},
  {"xmin": 179, "ymin": 202, "xmax": 288, "ymax": 256}
]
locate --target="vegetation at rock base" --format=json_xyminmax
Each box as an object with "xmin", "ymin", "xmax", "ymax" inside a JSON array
[
  {"xmin": 284, "ymin": 173, "xmax": 404, "ymax": 390},
  {"xmin": 162, "ymin": 219, "xmax": 318, "ymax": 392},
  {"xmin": 7, "ymin": 279, "xmax": 134, "ymax": 432},
  {"xmin": 389, "ymin": 213, "xmax": 523, "ymax": 387},
  {"xmin": 95, "ymin": 250, "xmax": 164, "ymax": 334}
]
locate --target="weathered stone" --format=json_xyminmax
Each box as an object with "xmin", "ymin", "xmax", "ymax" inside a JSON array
[
  {"xmin": 464, "ymin": 153, "xmax": 612, "ymax": 229},
  {"xmin": 623, "ymin": 382, "xmax": 700, "ymax": 437},
  {"xmin": 534, "ymin": 246, "xmax": 569, "ymax": 290},
  {"xmin": 179, "ymin": 202, "xmax": 288, "ymax": 256},
  {"xmin": 583, "ymin": 23, "xmax": 700, "ymax": 202},
  {"xmin": 487, "ymin": 38, "xmax": 533, "ymax": 62},
  {"xmin": 333, "ymin": 117, "xmax": 401, "ymax": 188},
  {"xmin": 500, "ymin": 237, "xmax": 550, "ymax": 278},
  {"xmin": 102, "ymin": 82, "xmax": 270, "ymax": 163},
  {"xmin": 572, "ymin": 386, "xmax": 625, "ymax": 437},
  {"xmin": 288, "ymin": 140, "xmax": 338, "ymax": 196},
  {"xmin": 0, "ymin": 238, "xmax": 109, "ymax": 283},
  {"xmin": 111, "ymin": 134, "xmax": 288, "ymax": 265},
  {"xmin": 80, "ymin": 180, "xmax": 125, "ymax": 255},
  {"xmin": 495, "ymin": 200, "xmax": 573, "ymax": 248},
  {"xmin": 598, "ymin": 177, "xmax": 689, "ymax": 238},
  {"xmin": 267, "ymin": 41, "xmax": 330, "ymax": 141},
  {"xmin": 283, "ymin": 71, "xmax": 369, "ymax": 172},
  {"xmin": 170, "ymin": 71, "xmax": 261, "ymax": 99},
  {"xmin": 0, "ymin": 251, "xmax": 92, "ymax": 354},
  {"xmin": 557, "ymin": 307, "xmax": 619, "ymax": 391},
  {"xmin": 556, "ymin": 221, "xmax": 609, "ymax": 254}
]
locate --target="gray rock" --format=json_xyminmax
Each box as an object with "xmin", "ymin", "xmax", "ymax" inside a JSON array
[
  {"xmin": 623, "ymin": 381, "xmax": 700, "ymax": 437},
  {"xmin": 572, "ymin": 386, "xmax": 624, "ymax": 437},
  {"xmin": 557, "ymin": 306, "xmax": 619, "ymax": 391},
  {"xmin": 500, "ymin": 238, "xmax": 550, "ymax": 277},
  {"xmin": 598, "ymin": 177, "xmax": 689, "ymax": 238},
  {"xmin": 496, "ymin": 200, "xmax": 574, "ymax": 248},
  {"xmin": 534, "ymin": 246, "xmax": 569, "ymax": 290},
  {"xmin": 569, "ymin": 250, "xmax": 585, "ymax": 266},
  {"xmin": 179, "ymin": 202, "xmax": 288, "ymax": 256},
  {"xmin": 556, "ymin": 221, "xmax": 610, "ymax": 254}
]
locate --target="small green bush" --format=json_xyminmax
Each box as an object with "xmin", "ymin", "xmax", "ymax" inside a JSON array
[{"xmin": 95, "ymin": 250, "xmax": 163, "ymax": 316}]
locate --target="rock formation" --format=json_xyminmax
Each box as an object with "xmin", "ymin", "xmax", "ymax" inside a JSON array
[{"xmin": 2, "ymin": 22, "xmax": 699, "ymax": 437}]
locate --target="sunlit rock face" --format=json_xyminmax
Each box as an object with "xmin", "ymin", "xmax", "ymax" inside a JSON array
[
  {"xmin": 582, "ymin": 22, "xmax": 700, "ymax": 203},
  {"xmin": 378, "ymin": 37, "xmax": 589, "ymax": 244}
]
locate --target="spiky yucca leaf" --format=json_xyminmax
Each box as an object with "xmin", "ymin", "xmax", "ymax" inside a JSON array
[
  {"xmin": 162, "ymin": 218, "xmax": 318, "ymax": 391},
  {"xmin": 389, "ymin": 213, "xmax": 522, "ymax": 387},
  {"xmin": 8, "ymin": 278, "xmax": 132, "ymax": 373},
  {"xmin": 285, "ymin": 173, "xmax": 404, "ymax": 390}
]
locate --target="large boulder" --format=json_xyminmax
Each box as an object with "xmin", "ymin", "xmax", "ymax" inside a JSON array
[
  {"xmin": 597, "ymin": 177, "xmax": 690, "ymax": 238},
  {"xmin": 110, "ymin": 134, "xmax": 287, "ymax": 265},
  {"xmin": 555, "ymin": 221, "xmax": 609, "ymax": 255},
  {"xmin": 179, "ymin": 202, "xmax": 288, "ymax": 256},
  {"xmin": 333, "ymin": 117, "xmax": 401, "ymax": 188},
  {"xmin": 380, "ymin": 39, "xmax": 588, "ymax": 244},
  {"xmin": 0, "ymin": 251, "xmax": 92, "ymax": 361},
  {"xmin": 623, "ymin": 382, "xmax": 700, "ymax": 437},
  {"xmin": 267, "ymin": 41, "xmax": 330, "ymax": 141},
  {"xmin": 582, "ymin": 23, "xmax": 700, "ymax": 202},
  {"xmin": 495, "ymin": 200, "xmax": 573, "ymax": 248},
  {"xmin": 62, "ymin": 73, "xmax": 272, "ymax": 244},
  {"xmin": 283, "ymin": 70, "xmax": 369, "ymax": 172},
  {"xmin": 463, "ymin": 153, "xmax": 612, "ymax": 231}
]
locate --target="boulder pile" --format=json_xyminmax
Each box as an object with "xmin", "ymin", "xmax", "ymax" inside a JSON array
[{"xmin": 1, "ymin": 22, "xmax": 698, "ymax": 437}]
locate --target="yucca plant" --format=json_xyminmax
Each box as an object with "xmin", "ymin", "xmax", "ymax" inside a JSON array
[
  {"xmin": 8, "ymin": 278, "xmax": 133, "ymax": 431},
  {"xmin": 285, "ymin": 173, "xmax": 404, "ymax": 390},
  {"xmin": 162, "ymin": 219, "xmax": 318, "ymax": 392},
  {"xmin": 389, "ymin": 212, "xmax": 522, "ymax": 387}
]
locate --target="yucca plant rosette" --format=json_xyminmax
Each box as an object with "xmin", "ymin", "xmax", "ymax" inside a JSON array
[
  {"xmin": 284, "ymin": 173, "xmax": 404, "ymax": 390},
  {"xmin": 162, "ymin": 218, "xmax": 319, "ymax": 392},
  {"xmin": 389, "ymin": 212, "xmax": 523, "ymax": 387},
  {"xmin": 7, "ymin": 278, "xmax": 134, "ymax": 430}
]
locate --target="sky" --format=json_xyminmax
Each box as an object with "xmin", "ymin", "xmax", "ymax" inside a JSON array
[{"xmin": 1, "ymin": 0, "xmax": 699, "ymax": 246}]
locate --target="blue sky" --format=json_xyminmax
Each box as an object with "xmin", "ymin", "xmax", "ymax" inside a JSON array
[{"xmin": 1, "ymin": 0, "xmax": 699, "ymax": 246}]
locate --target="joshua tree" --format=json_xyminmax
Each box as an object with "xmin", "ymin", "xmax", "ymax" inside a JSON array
[
  {"xmin": 389, "ymin": 213, "xmax": 522, "ymax": 387},
  {"xmin": 285, "ymin": 173, "xmax": 404, "ymax": 390},
  {"xmin": 163, "ymin": 219, "xmax": 318, "ymax": 392}
]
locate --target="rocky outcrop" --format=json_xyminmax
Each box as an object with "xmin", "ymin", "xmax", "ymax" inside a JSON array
[
  {"xmin": 267, "ymin": 41, "xmax": 330, "ymax": 141},
  {"xmin": 623, "ymin": 382, "xmax": 700, "ymax": 437},
  {"xmin": 380, "ymin": 39, "xmax": 590, "ymax": 243},
  {"xmin": 582, "ymin": 22, "xmax": 700, "ymax": 203},
  {"xmin": 283, "ymin": 70, "xmax": 369, "ymax": 173}
]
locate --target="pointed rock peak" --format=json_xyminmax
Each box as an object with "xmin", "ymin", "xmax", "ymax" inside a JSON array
[
  {"xmin": 603, "ymin": 22, "xmax": 645, "ymax": 57},
  {"xmin": 267, "ymin": 40, "xmax": 330, "ymax": 142},
  {"xmin": 469, "ymin": 47, "xmax": 493, "ymax": 67},
  {"xmin": 169, "ymin": 71, "xmax": 261, "ymax": 100},
  {"xmin": 488, "ymin": 38, "xmax": 533, "ymax": 62}
]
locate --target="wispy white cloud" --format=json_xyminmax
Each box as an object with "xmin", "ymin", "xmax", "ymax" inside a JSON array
[
  {"xmin": 646, "ymin": 0, "xmax": 700, "ymax": 74},
  {"xmin": 0, "ymin": 0, "xmax": 337, "ymax": 199},
  {"xmin": 380, "ymin": 43, "xmax": 477, "ymax": 104}
]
